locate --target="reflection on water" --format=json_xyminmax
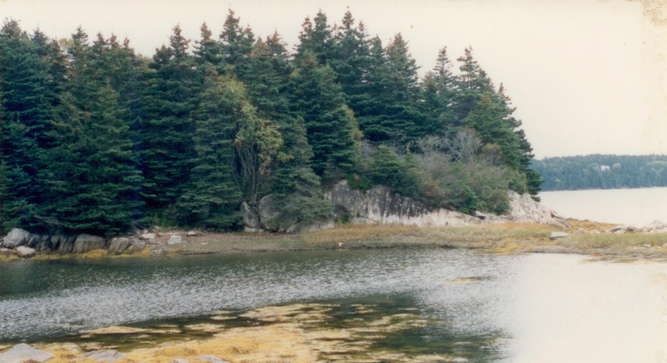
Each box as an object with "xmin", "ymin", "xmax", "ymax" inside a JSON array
[
  {"xmin": 0, "ymin": 250, "xmax": 513, "ymax": 343},
  {"xmin": 1, "ymin": 250, "xmax": 667, "ymax": 362}
]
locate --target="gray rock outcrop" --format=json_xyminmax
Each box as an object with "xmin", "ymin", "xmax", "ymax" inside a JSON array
[
  {"xmin": 108, "ymin": 237, "xmax": 146, "ymax": 254},
  {"xmin": 243, "ymin": 180, "xmax": 565, "ymax": 232},
  {"xmin": 167, "ymin": 234, "xmax": 183, "ymax": 245},
  {"xmin": 72, "ymin": 234, "xmax": 106, "ymax": 253},
  {"xmin": 0, "ymin": 343, "xmax": 54, "ymax": 362},
  {"xmin": 327, "ymin": 181, "xmax": 480, "ymax": 227},
  {"xmin": 1, "ymin": 228, "xmax": 32, "ymax": 248}
]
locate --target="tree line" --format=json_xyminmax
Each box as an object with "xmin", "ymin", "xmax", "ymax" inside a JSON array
[
  {"xmin": 0, "ymin": 10, "xmax": 540, "ymax": 236},
  {"xmin": 533, "ymin": 154, "xmax": 667, "ymax": 191}
]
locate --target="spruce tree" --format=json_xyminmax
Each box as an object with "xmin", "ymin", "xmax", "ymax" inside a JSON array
[
  {"xmin": 329, "ymin": 11, "xmax": 372, "ymax": 117},
  {"xmin": 295, "ymin": 11, "xmax": 334, "ymax": 65},
  {"xmin": 421, "ymin": 47, "xmax": 458, "ymax": 136},
  {"xmin": 0, "ymin": 21, "xmax": 58, "ymax": 232},
  {"xmin": 353, "ymin": 36, "xmax": 388, "ymax": 141},
  {"xmin": 176, "ymin": 71, "xmax": 243, "ymax": 230},
  {"xmin": 219, "ymin": 10, "xmax": 255, "ymax": 79},
  {"xmin": 50, "ymin": 28, "xmax": 143, "ymax": 235},
  {"xmin": 137, "ymin": 25, "xmax": 198, "ymax": 215},
  {"xmin": 245, "ymin": 34, "xmax": 331, "ymax": 223},
  {"xmin": 454, "ymin": 47, "xmax": 495, "ymax": 121},
  {"xmin": 356, "ymin": 34, "xmax": 422, "ymax": 144},
  {"xmin": 289, "ymin": 54, "xmax": 360, "ymax": 180},
  {"xmin": 194, "ymin": 23, "xmax": 221, "ymax": 67}
]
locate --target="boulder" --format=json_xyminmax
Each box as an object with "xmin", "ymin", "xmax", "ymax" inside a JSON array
[
  {"xmin": 82, "ymin": 349, "xmax": 125, "ymax": 362},
  {"xmin": 186, "ymin": 230, "xmax": 200, "ymax": 237},
  {"xmin": 0, "ymin": 343, "xmax": 54, "ymax": 362},
  {"xmin": 140, "ymin": 232, "xmax": 157, "ymax": 241},
  {"xmin": 506, "ymin": 192, "xmax": 566, "ymax": 227},
  {"xmin": 167, "ymin": 234, "xmax": 183, "ymax": 245},
  {"xmin": 242, "ymin": 202, "xmax": 261, "ymax": 232},
  {"xmin": 16, "ymin": 246, "xmax": 36, "ymax": 258},
  {"xmin": 640, "ymin": 220, "xmax": 667, "ymax": 233},
  {"xmin": 609, "ymin": 225, "xmax": 638, "ymax": 234},
  {"xmin": 108, "ymin": 237, "xmax": 132, "ymax": 254},
  {"xmin": 256, "ymin": 195, "xmax": 334, "ymax": 233},
  {"xmin": 73, "ymin": 234, "xmax": 106, "ymax": 253},
  {"xmin": 549, "ymin": 231, "xmax": 569, "ymax": 240},
  {"xmin": 109, "ymin": 236, "xmax": 145, "ymax": 254},
  {"xmin": 126, "ymin": 238, "xmax": 146, "ymax": 253},
  {"xmin": 2, "ymin": 228, "xmax": 32, "ymax": 248}
]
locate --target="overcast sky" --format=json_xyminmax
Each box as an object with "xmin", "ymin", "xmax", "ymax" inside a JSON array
[{"xmin": 0, "ymin": 0, "xmax": 664, "ymax": 158}]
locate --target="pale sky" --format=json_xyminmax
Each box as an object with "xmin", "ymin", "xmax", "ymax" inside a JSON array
[{"xmin": 0, "ymin": 0, "xmax": 665, "ymax": 158}]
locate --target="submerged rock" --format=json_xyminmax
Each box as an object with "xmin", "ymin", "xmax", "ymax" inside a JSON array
[
  {"xmin": 16, "ymin": 246, "xmax": 36, "ymax": 258},
  {"xmin": 82, "ymin": 349, "xmax": 125, "ymax": 362},
  {"xmin": 197, "ymin": 355, "xmax": 230, "ymax": 363},
  {"xmin": 0, "ymin": 343, "xmax": 54, "ymax": 362}
]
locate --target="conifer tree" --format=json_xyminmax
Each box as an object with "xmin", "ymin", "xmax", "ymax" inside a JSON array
[
  {"xmin": 329, "ymin": 11, "xmax": 372, "ymax": 116},
  {"xmin": 289, "ymin": 54, "xmax": 360, "ymax": 180},
  {"xmin": 295, "ymin": 11, "xmax": 334, "ymax": 65},
  {"xmin": 49, "ymin": 28, "xmax": 143, "ymax": 235},
  {"xmin": 421, "ymin": 47, "xmax": 458, "ymax": 136},
  {"xmin": 137, "ymin": 25, "xmax": 198, "ymax": 214},
  {"xmin": 176, "ymin": 70, "xmax": 243, "ymax": 230},
  {"xmin": 194, "ymin": 23, "xmax": 221, "ymax": 67},
  {"xmin": 454, "ymin": 47, "xmax": 494, "ymax": 121},
  {"xmin": 353, "ymin": 36, "xmax": 388, "ymax": 141},
  {"xmin": 219, "ymin": 10, "xmax": 254, "ymax": 78},
  {"xmin": 245, "ymin": 34, "xmax": 331, "ymax": 223},
  {"xmin": 357, "ymin": 34, "xmax": 422, "ymax": 144},
  {"xmin": 0, "ymin": 21, "xmax": 58, "ymax": 232}
]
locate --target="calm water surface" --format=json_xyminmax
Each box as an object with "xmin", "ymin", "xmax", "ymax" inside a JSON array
[
  {"xmin": 2, "ymin": 249, "xmax": 667, "ymax": 362},
  {"xmin": 541, "ymin": 187, "xmax": 667, "ymax": 226}
]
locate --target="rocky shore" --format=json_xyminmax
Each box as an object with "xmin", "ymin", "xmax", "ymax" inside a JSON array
[{"xmin": 0, "ymin": 184, "xmax": 567, "ymax": 259}]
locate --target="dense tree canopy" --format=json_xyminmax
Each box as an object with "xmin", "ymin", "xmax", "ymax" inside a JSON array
[{"xmin": 0, "ymin": 10, "xmax": 541, "ymax": 235}]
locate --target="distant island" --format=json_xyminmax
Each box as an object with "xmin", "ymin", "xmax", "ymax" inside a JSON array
[{"xmin": 532, "ymin": 154, "xmax": 667, "ymax": 191}]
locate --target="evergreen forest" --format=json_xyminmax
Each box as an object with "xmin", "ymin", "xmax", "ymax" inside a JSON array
[
  {"xmin": 533, "ymin": 154, "xmax": 667, "ymax": 191},
  {"xmin": 0, "ymin": 10, "xmax": 540, "ymax": 236}
]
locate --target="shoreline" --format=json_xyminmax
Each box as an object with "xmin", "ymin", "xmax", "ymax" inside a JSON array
[{"xmin": 4, "ymin": 219, "xmax": 667, "ymax": 263}]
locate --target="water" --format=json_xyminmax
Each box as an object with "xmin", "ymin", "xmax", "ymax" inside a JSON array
[
  {"xmin": 1, "ymin": 250, "xmax": 667, "ymax": 362},
  {"xmin": 541, "ymin": 187, "xmax": 667, "ymax": 226}
]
